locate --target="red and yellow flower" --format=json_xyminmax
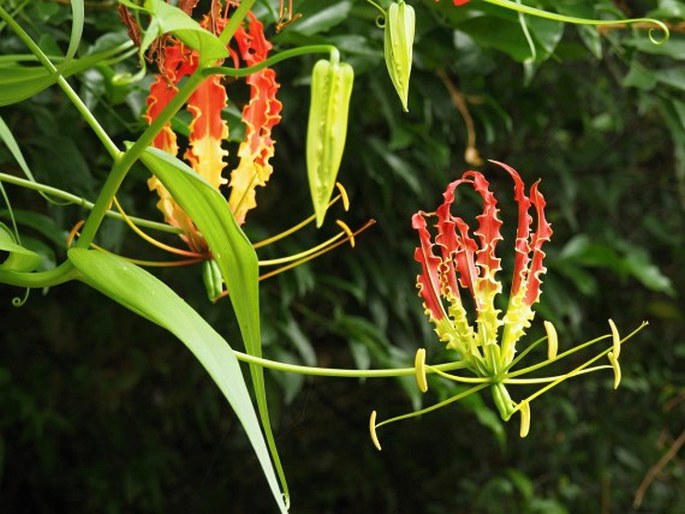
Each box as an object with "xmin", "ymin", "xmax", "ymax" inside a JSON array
[
  {"xmin": 412, "ymin": 161, "xmax": 552, "ymax": 415},
  {"xmin": 144, "ymin": 4, "xmax": 282, "ymax": 254}
]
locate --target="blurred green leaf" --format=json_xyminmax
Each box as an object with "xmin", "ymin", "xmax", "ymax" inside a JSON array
[
  {"xmin": 290, "ymin": 0, "xmax": 353, "ymax": 36},
  {"xmin": 622, "ymin": 59, "xmax": 657, "ymax": 91}
]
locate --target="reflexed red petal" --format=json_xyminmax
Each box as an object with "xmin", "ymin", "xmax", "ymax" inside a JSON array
[
  {"xmin": 227, "ymin": 12, "xmax": 283, "ymax": 224},
  {"xmin": 412, "ymin": 212, "xmax": 448, "ymax": 321},
  {"xmin": 435, "ymin": 178, "xmax": 475, "ymax": 295},
  {"xmin": 489, "ymin": 160, "xmax": 552, "ymax": 307},
  {"xmin": 524, "ymin": 181, "xmax": 552, "ymax": 305},
  {"xmin": 466, "ymin": 171, "xmax": 503, "ymax": 285},
  {"xmin": 492, "ymin": 161, "xmax": 532, "ymax": 296}
]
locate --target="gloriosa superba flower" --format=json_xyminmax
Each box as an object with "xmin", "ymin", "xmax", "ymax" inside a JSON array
[
  {"xmin": 111, "ymin": 1, "xmax": 371, "ymax": 296},
  {"xmin": 413, "ymin": 161, "xmax": 552, "ymax": 419},
  {"xmin": 414, "ymin": 161, "xmax": 551, "ymax": 378},
  {"xmin": 369, "ymin": 162, "xmax": 645, "ymax": 448},
  {"xmin": 144, "ymin": 1, "xmax": 282, "ymax": 254}
]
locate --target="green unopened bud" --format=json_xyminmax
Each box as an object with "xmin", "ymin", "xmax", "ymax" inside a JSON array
[
  {"xmin": 306, "ymin": 57, "xmax": 354, "ymax": 227},
  {"xmin": 491, "ymin": 382, "xmax": 516, "ymax": 421},
  {"xmin": 202, "ymin": 259, "xmax": 224, "ymax": 302},
  {"xmin": 384, "ymin": 1, "xmax": 415, "ymax": 111}
]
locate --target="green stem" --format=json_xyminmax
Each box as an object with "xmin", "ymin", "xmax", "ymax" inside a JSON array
[
  {"xmin": 74, "ymin": 70, "xmax": 206, "ymax": 247},
  {"xmin": 506, "ymin": 333, "xmax": 611, "ymax": 378},
  {"xmin": 0, "ymin": 260, "xmax": 79, "ymax": 288},
  {"xmin": 374, "ymin": 382, "xmax": 491, "ymax": 428},
  {"xmin": 204, "ymin": 44, "xmax": 340, "ymax": 78},
  {"xmin": 502, "ymin": 365, "xmax": 613, "ymax": 384},
  {"xmin": 233, "ymin": 350, "xmax": 468, "ymax": 378},
  {"xmin": 483, "ymin": 0, "xmax": 669, "ymax": 44},
  {"xmin": 0, "ymin": 173, "xmax": 180, "ymax": 234},
  {"xmin": 218, "ymin": 0, "xmax": 256, "ymax": 45},
  {"xmin": 365, "ymin": 0, "xmax": 387, "ymax": 18},
  {"xmin": 0, "ymin": 6, "xmax": 121, "ymax": 159},
  {"xmin": 507, "ymin": 321, "xmax": 647, "ymax": 380}
]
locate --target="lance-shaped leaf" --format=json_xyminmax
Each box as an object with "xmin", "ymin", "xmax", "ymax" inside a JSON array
[
  {"xmin": 0, "ymin": 48, "xmax": 127, "ymax": 107},
  {"xmin": 67, "ymin": 247, "xmax": 287, "ymax": 513},
  {"xmin": 138, "ymin": 147, "xmax": 289, "ymax": 504}
]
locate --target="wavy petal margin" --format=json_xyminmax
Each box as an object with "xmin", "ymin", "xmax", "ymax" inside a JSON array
[{"xmin": 227, "ymin": 12, "xmax": 283, "ymax": 225}]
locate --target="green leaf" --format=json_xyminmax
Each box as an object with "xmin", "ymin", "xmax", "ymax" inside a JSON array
[
  {"xmin": 66, "ymin": 0, "xmax": 84, "ymax": 61},
  {"xmin": 138, "ymin": 147, "xmax": 289, "ymax": 503},
  {"xmin": 0, "ymin": 115, "xmax": 39, "ymax": 183},
  {"xmin": 0, "ymin": 209, "xmax": 67, "ymax": 248},
  {"xmin": 0, "ymin": 49, "xmax": 126, "ymax": 107},
  {"xmin": 655, "ymin": 67, "xmax": 685, "ymax": 92},
  {"xmin": 0, "ymin": 223, "xmax": 42, "ymax": 272},
  {"xmin": 67, "ymin": 248, "xmax": 287, "ymax": 513},
  {"xmin": 622, "ymin": 59, "xmax": 657, "ymax": 91}
]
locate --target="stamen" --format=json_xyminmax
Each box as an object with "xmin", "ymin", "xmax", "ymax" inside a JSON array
[
  {"xmin": 544, "ymin": 320, "xmax": 558, "ymax": 360},
  {"xmin": 518, "ymin": 399, "xmax": 531, "ymax": 438},
  {"xmin": 276, "ymin": 0, "xmax": 302, "ymax": 32},
  {"xmin": 257, "ymin": 219, "xmax": 375, "ymax": 281},
  {"xmin": 252, "ymin": 193, "xmax": 345, "ymax": 249},
  {"xmin": 258, "ymin": 233, "xmax": 347, "ymax": 267},
  {"xmin": 335, "ymin": 182, "xmax": 350, "ymax": 211},
  {"xmin": 112, "ymin": 197, "xmax": 204, "ymax": 258},
  {"xmin": 335, "ymin": 219, "xmax": 355, "ymax": 248},
  {"xmin": 607, "ymin": 351, "xmax": 622, "ymax": 389},
  {"xmin": 608, "ymin": 318, "xmax": 621, "ymax": 359},
  {"xmin": 414, "ymin": 348, "xmax": 428, "ymax": 393},
  {"xmin": 369, "ymin": 410, "xmax": 382, "ymax": 451},
  {"xmin": 68, "ymin": 223, "xmax": 202, "ymax": 267}
]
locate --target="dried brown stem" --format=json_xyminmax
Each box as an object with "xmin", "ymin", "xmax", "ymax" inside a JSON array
[
  {"xmin": 633, "ymin": 428, "xmax": 685, "ymax": 508},
  {"xmin": 437, "ymin": 68, "xmax": 483, "ymax": 167}
]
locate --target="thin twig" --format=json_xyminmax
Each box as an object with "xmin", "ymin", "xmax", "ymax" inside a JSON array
[
  {"xmin": 633, "ymin": 429, "xmax": 685, "ymax": 508},
  {"xmin": 437, "ymin": 68, "xmax": 484, "ymax": 167}
]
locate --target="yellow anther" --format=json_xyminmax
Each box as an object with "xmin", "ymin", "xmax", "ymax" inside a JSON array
[
  {"xmin": 608, "ymin": 319, "xmax": 621, "ymax": 359},
  {"xmin": 608, "ymin": 351, "xmax": 622, "ymax": 389},
  {"xmin": 335, "ymin": 219, "xmax": 355, "ymax": 248},
  {"xmin": 369, "ymin": 410, "xmax": 382, "ymax": 451},
  {"xmin": 335, "ymin": 182, "xmax": 350, "ymax": 211},
  {"xmin": 544, "ymin": 320, "xmax": 558, "ymax": 360},
  {"xmin": 519, "ymin": 400, "xmax": 531, "ymax": 438},
  {"xmin": 414, "ymin": 348, "xmax": 428, "ymax": 393}
]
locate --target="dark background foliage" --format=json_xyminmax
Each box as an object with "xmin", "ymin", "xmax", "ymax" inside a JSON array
[{"xmin": 1, "ymin": 0, "xmax": 684, "ymax": 512}]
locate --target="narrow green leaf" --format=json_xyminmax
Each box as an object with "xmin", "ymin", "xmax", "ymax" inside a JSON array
[
  {"xmin": 67, "ymin": 248, "xmax": 287, "ymax": 513},
  {"xmin": 66, "ymin": 0, "xmax": 84, "ymax": 61},
  {"xmin": 0, "ymin": 209, "xmax": 67, "ymax": 248},
  {"xmin": 0, "ymin": 49, "xmax": 127, "ymax": 107},
  {"xmin": 0, "ymin": 115, "xmax": 38, "ymax": 182},
  {"xmin": 138, "ymin": 147, "xmax": 289, "ymax": 503},
  {"xmin": 0, "ymin": 223, "xmax": 42, "ymax": 272}
]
